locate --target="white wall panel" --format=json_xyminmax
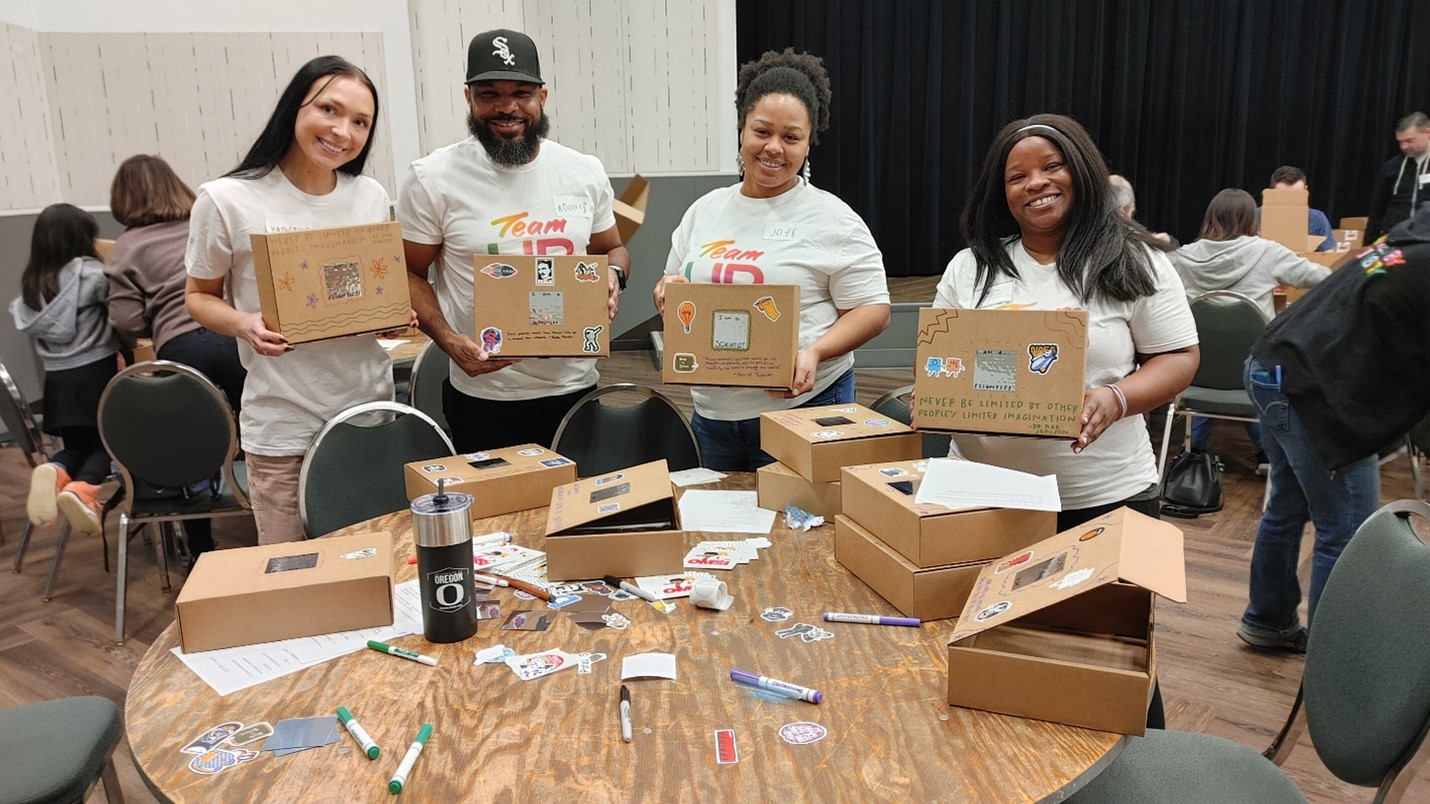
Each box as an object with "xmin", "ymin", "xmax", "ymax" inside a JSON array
[{"xmin": 0, "ymin": 19, "xmax": 60, "ymax": 208}]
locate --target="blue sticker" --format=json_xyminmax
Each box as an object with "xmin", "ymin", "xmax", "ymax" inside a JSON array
[
  {"xmin": 594, "ymin": 473, "xmax": 625, "ymax": 486},
  {"xmin": 541, "ymin": 457, "xmax": 573, "ymax": 467},
  {"xmin": 597, "ymin": 502, "xmax": 621, "ymax": 514},
  {"xmin": 923, "ymin": 356, "xmax": 965, "ymax": 377}
]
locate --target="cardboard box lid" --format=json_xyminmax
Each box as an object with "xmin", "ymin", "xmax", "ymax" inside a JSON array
[
  {"xmin": 176, "ymin": 531, "xmax": 394, "ymax": 601},
  {"xmin": 762, "ymin": 403, "xmax": 915, "ymax": 443},
  {"xmin": 545, "ymin": 459, "xmax": 677, "ymax": 535},
  {"xmin": 613, "ymin": 175, "xmax": 650, "ymax": 242},
  {"xmin": 1262, "ymin": 187, "xmax": 1309, "ymax": 207},
  {"xmin": 949, "ymin": 507, "xmax": 1185, "ymax": 643},
  {"xmin": 406, "ymin": 445, "xmax": 575, "ymax": 487},
  {"xmin": 842, "ymin": 460, "xmax": 992, "ymax": 516}
]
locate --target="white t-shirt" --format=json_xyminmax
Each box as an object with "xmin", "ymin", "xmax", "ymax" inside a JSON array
[
  {"xmin": 397, "ymin": 137, "xmax": 616, "ymax": 401},
  {"xmin": 187, "ymin": 170, "xmax": 395, "ymax": 456},
  {"xmin": 663, "ymin": 181, "xmax": 889, "ymax": 420},
  {"xmin": 933, "ymin": 241, "xmax": 1198, "ymax": 509}
]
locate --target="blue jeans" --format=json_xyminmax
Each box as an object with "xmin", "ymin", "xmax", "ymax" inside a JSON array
[
  {"xmin": 691, "ymin": 370, "xmax": 856, "ymax": 471},
  {"xmin": 1242, "ymin": 359, "xmax": 1379, "ymax": 636},
  {"xmin": 1189, "ymin": 416, "xmax": 1262, "ymax": 455}
]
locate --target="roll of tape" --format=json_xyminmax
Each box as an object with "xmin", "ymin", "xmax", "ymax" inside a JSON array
[{"xmin": 690, "ymin": 577, "xmax": 734, "ymax": 611}]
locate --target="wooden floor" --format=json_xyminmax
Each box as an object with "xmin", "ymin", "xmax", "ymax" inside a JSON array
[{"xmin": 3, "ymin": 345, "xmax": 1427, "ymax": 803}]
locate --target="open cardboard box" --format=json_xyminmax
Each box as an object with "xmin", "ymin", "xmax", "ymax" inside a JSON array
[
  {"xmin": 840, "ymin": 460, "xmax": 1054, "ymax": 567},
  {"xmin": 761, "ymin": 403, "xmax": 921, "ymax": 483},
  {"xmin": 251, "ymin": 221, "xmax": 412, "ymax": 345},
  {"xmin": 544, "ymin": 459, "xmax": 684, "ymax": 580},
  {"xmin": 911, "ymin": 308, "xmax": 1088, "ymax": 437},
  {"xmin": 176, "ymin": 531, "xmax": 394, "ymax": 653},
  {"xmin": 946, "ymin": 507, "xmax": 1186, "ymax": 735},
  {"xmin": 757, "ymin": 461, "xmax": 841, "ymax": 518},
  {"xmin": 834, "ymin": 515, "xmax": 986, "ymax": 620},
  {"xmin": 471, "ymin": 254, "xmax": 610, "ymax": 357},
  {"xmin": 403, "ymin": 444, "xmax": 577, "ymax": 519},
  {"xmin": 613, "ymin": 175, "xmax": 650, "ymax": 244},
  {"xmin": 661, "ymin": 283, "xmax": 799, "ymax": 389}
]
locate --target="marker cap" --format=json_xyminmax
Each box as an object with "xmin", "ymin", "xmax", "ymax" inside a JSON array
[
  {"xmin": 389, "ymin": 779, "xmax": 403, "ymax": 794},
  {"xmin": 366, "ymin": 744, "xmax": 381, "ymax": 759}
]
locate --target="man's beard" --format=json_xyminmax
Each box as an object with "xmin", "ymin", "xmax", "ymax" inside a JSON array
[{"xmin": 469, "ymin": 110, "xmax": 552, "ymax": 167}]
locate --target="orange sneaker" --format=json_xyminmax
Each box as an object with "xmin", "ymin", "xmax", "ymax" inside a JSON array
[
  {"xmin": 27, "ymin": 462, "xmax": 71, "ymax": 525},
  {"xmin": 56, "ymin": 481, "xmax": 104, "ymax": 536}
]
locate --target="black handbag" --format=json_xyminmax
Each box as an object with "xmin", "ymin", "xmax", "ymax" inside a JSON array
[{"xmin": 1160, "ymin": 450, "xmax": 1224, "ymax": 518}]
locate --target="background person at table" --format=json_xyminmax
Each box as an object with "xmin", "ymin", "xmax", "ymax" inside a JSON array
[
  {"xmin": 11, "ymin": 204, "xmax": 119, "ymax": 536},
  {"xmin": 1108, "ymin": 174, "xmax": 1177, "ymax": 248},
  {"xmin": 1263, "ymin": 165, "xmax": 1336, "ymax": 252},
  {"xmin": 1365, "ymin": 112, "xmax": 1430, "ymax": 242},
  {"xmin": 1172, "ymin": 188, "xmax": 1328, "ymax": 460},
  {"xmin": 186, "ymin": 56, "xmax": 400, "ymax": 544},
  {"xmin": 934, "ymin": 114, "xmax": 1200, "ymax": 531},
  {"xmin": 1239, "ymin": 207, "xmax": 1430, "ymax": 653},
  {"xmin": 399, "ymin": 28, "xmax": 629, "ymax": 452},
  {"xmin": 654, "ymin": 49, "xmax": 890, "ymax": 471}
]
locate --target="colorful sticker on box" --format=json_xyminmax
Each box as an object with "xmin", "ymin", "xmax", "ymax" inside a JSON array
[
  {"xmin": 517, "ymin": 448, "xmax": 545, "ymax": 456},
  {"xmin": 810, "ymin": 430, "xmax": 844, "ymax": 439},
  {"xmin": 752, "ymin": 295, "xmax": 781, "ymax": 322},
  {"xmin": 421, "ymin": 464, "xmax": 446, "ymax": 473},
  {"xmin": 481, "ymin": 262, "xmax": 517, "ymax": 279},
  {"xmin": 574, "ymin": 261, "xmax": 601, "ymax": 282},
  {"xmin": 994, "ymin": 550, "xmax": 1034, "ymax": 574},
  {"xmin": 974, "ymin": 601, "xmax": 1011, "ymax": 621},
  {"xmin": 583, "ymin": 326, "xmax": 604, "ymax": 353},
  {"xmin": 1052, "ymin": 567, "xmax": 1095, "ymax": 590},
  {"xmin": 541, "ymin": 457, "xmax": 573, "ymax": 467},
  {"xmin": 677, "ymin": 301, "xmax": 697, "ymax": 334},
  {"xmin": 597, "ymin": 503, "xmax": 621, "ymax": 514},
  {"xmin": 535, "ymin": 258, "xmax": 555, "ymax": 286},
  {"xmin": 673, "ymin": 353, "xmax": 699, "ymax": 373},
  {"xmin": 1028, "ymin": 344, "xmax": 1059, "ymax": 375},
  {"xmin": 714, "ymin": 729, "xmax": 739, "ymax": 763},
  {"xmin": 595, "ymin": 473, "xmax": 626, "ymax": 486},
  {"xmin": 480, "ymin": 327, "xmax": 503, "ymax": 354},
  {"xmin": 924, "ymin": 356, "xmax": 965, "ymax": 378},
  {"xmin": 1079, "ymin": 527, "xmax": 1104, "ymax": 541}
]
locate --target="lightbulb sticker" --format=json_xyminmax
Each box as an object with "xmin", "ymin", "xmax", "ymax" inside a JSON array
[{"xmin": 677, "ymin": 300, "xmax": 697, "ymax": 334}]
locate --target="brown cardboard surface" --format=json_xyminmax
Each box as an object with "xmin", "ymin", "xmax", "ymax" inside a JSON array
[
  {"xmin": 761, "ymin": 403, "xmax": 921, "ymax": 483},
  {"xmin": 840, "ymin": 461, "xmax": 1055, "ymax": 567},
  {"xmin": 911, "ymin": 308, "xmax": 1088, "ymax": 437},
  {"xmin": 756, "ymin": 461, "xmax": 841, "ymax": 518},
  {"xmin": 175, "ymin": 531, "xmax": 394, "ymax": 652},
  {"xmin": 1331, "ymin": 228, "xmax": 1358, "ymax": 252},
  {"xmin": 403, "ymin": 444, "xmax": 577, "ymax": 518},
  {"xmin": 544, "ymin": 459, "xmax": 684, "ymax": 580},
  {"xmin": 613, "ymin": 175, "xmax": 650, "ymax": 244},
  {"xmin": 1339, "ymin": 216, "xmax": 1369, "ymax": 233},
  {"xmin": 471, "ymin": 254, "xmax": 610, "ymax": 357},
  {"xmin": 833, "ymin": 515, "xmax": 985, "ymax": 620},
  {"xmin": 661, "ymin": 283, "xmax": 799, "ymax": 389},
  {"xmin": 250, "ymin": 221, "xmax": 412, "ymax": 345},
  {"xmin": 1260, "ymin": 188, "xmax": 1311, "ymax": 251}
]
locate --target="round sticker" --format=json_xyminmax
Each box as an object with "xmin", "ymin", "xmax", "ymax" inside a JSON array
[
  {"xmin": 975, "ymin": 601, "xmax": 1012, "ymax": 622},
  {"xmin": 778, "ymin": 722, "xmax": 828, "ymax": 745}
]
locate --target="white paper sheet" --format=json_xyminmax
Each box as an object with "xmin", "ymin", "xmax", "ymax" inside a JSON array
[
  {"xmin": 677, "ymin": 490, "xmax": 777, "ymax": 533},
  {"xmin": 913, "ymin": 459, "xmax": 1062, "ymax": 511},
  {"xmin": 668, "ymin": 467, "xmax": 728, "ymax": 487},
  {"xmin": 377, "ymin": 338, "xmax": 409, "ymax": 351},
  {"xmin": 172, "ymin": 580, "xmax": 424, "ymax": 696},
  {"xmin": 620, "ymin": 652, "xmax": 677, "ymax": 680}
]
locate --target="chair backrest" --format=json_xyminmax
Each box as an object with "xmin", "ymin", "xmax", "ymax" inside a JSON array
[
  {"xmin": 1303, "ymin": 500, "xmax": 1430, "ymax": 787},
  {"xmin": 551, "ymin": 384, "xmax": 701, "ymax": 478},
  {"xmin": 97, "ymin": 361, "xmax": 246, "ymax": 510},
  {"xmin": 299, "ymin": 401, "xmax": 456, "ymax": 537},
  {"xmin": 408, "ymin": 339, "xmax": 450, "ymax": 435},
  {"xmin": 869, "ymin": 383, "xmax": 952, "ymax": 459},
  {"xmin": 0, "ymin": 360, "xmax": 47, "ymax": 465},
  {"xmin": 1187, "ymin": 291, "xmax": 1269, "ymax": 391}
]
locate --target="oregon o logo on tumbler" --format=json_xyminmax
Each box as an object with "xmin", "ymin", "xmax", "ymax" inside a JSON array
[{"xmin": 428, "ymin": 567, "xmax": 470, "ymax": 612}]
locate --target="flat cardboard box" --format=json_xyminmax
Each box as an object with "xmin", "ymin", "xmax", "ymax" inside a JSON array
[
  {"xmin": 176, "ymin": 531, "xmax": 394, "ymax": 652},
  {"xmin": 613, "ymin": 175, "xmax": 650, "ymax": 244},
  {"xmin": 840, "ymin": 461, "xmax": 1055, "ymax": 567},
  {"xmin": 1340, "ymin": 216, "xmax": 1369, "ymax": 234},
  {"xmin": 834, "ymin": 515, "xmax": 986, "ymax": 621},
  {"xmin": 471, "ymin": 254, "xmax": 610, "ymax": 358},
  {"xmin": 760, "ymin": 403, "xmax": 922, "ymax": 483},
  {"xmin": 946, "ymin": 507, "xmax": 1186, "ymax": 735},
  {"xmin": 910, "ymin": 308, "xmax": 1089, "ymax": 437},
  {"xmin": 544, "ymin": 459, "xmax": 684, "ymax": 580},
  {"xmin": 403, "ymin": 444, "xmax": 577, "ymax": 519},
  {"xmin": 756, "ymin": 461, "xmax": 841, "ymax": 518},
  {"xmin": 661, "ymin": 283, "xmax": 799, "ymax": 389},
  {"xmin": 251, "ymin": 221, "xmax": 412, "ymax": 345}
]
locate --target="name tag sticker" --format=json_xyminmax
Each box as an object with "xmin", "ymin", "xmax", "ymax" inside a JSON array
[
  {"xmin": 554, "ymin": 196, "xmax": 593, "ymax": 217},
  {"xmin": 763, "ymin": 222, "xmax": 799, "ymax": 241}
]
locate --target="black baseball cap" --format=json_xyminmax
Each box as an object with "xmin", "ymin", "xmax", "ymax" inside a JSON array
[{"xmin": 466, "ymin": 29, "xmax": 543, "ymax": 85}]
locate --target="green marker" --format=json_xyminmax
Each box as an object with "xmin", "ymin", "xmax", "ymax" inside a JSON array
[
  {"xmin": 337, "ymin": 706, "xmax": 380, "ymax": 760},
  {"xmin": 388, "ymin": 723, "xmax": 432, "ymax": 794},
  {"xmin": 368, "ymin": 639, "xmax": 438, "ymax": 667}
]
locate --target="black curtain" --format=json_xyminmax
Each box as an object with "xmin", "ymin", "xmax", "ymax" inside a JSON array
[{"xmin": 736, "ymin": 0, "xmax": 1430, "ymax": 277}]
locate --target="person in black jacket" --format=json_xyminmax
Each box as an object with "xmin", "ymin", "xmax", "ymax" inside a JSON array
[
  {"xmin": 1365, "ymin": 112, "xmax": 1430, "ymax": 241},
  {"xmin": 1239, "ymin": 206, "xmax": 1430, "ymax": 653}
]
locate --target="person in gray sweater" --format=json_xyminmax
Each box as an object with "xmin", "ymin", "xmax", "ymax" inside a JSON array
[
  {"xmin": 10, "ymin": 204, "xmax": 119, "ymax": 535},
  {"xmin": 1171, "ymin": 188, "xmax": 1329, "ymax": 456}
]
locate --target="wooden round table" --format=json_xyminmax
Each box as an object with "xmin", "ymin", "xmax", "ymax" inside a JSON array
[{"xmin": 127, "ymin": 474, "xmax": 1124, "ymax": 802}]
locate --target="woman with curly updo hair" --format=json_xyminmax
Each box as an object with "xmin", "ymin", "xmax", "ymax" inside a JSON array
[{"xmin": 655, "ymin": 49, "xmax": 891, "ymax": 470}]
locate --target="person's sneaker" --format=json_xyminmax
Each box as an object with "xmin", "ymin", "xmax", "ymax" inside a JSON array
[
  {"xmin": 1237, "ymin": 624, "xmax": 1307, "ymax": 654},
  {"xmin": 56, "ymin": 481, "xmax": 104, "ymax": 536},
  {"xmin": 1254, "ymin": 450, "xmax": 1270, "ymax": 476},
  {"xmin": 27, "ymin": 462, "xmax": 71, "ymax": 525}
]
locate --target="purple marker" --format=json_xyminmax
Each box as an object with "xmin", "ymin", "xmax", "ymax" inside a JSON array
[
  {"xmin": 823, "ymin": 612, "xmax": 922, "ymax": 628},
  {"xmin": 730, "ymin": 669, "xmax": 823, "ymax": 704}
]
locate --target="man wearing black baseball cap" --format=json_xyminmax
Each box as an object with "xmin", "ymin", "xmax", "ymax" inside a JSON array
[{"xmin": 398, "ymin": 28, "xmax": 630, "ymax": 452}]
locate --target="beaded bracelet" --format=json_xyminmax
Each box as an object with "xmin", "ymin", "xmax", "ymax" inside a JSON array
[{"xmin": 1106, "ymin": 383, "xmax": 1128, "ymax": 419}]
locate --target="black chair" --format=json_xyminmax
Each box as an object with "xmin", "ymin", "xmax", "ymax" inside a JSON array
[
  {"xmin": 408, "ymin": 339, "xmax": 450, "ymax": 436},
  {"xmin": 1070, "ymin": 500, "xmax": 1430, "ymax": 803},
  {"xmin": 1, "ymin": 359, "xmax": 80, "ymax": 591},
  {"xmin": 98, "ymin": 360, "xmax": 252, "ymax": 644},
  {"xmin": 299, "ymin": 401, "xmax": 455, "ymax": 537},
  {"xmin": 870, "ymin": 383, "xmax": 952, "ymax": 459},
  {"xmin": 0, "ymin": 695, "xmax": 125, "ymax": 804},
  {"xmin": 1406, "ymin": 414, "xmax": 1430, "ymax": 501},
  {"xmin": 551, "ymin": 384, "xmax": 701, "ymax": 478}
]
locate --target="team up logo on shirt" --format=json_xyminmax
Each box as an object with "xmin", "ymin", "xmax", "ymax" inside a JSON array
[
  {"xmin": 1358, "ymin": 244, "xmax": 1406, "ymax": 277},
  {"xmin": 487, "ymin": 211, "xmax": 575, "ymax": 256},
  {"xmin": 678, "ymin": 239, "xmax": 767, "ymax": 283}
]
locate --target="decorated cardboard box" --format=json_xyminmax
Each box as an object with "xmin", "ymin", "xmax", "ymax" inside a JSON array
[
  {"xmin": 945, "ymin": 507, "xmax": 1186, "ymax": 735},
  {"xmin": 471, "ymin": 254, "xmax": 610, "ymax": 358},
  {"xmin": 910, "ymin": 308, "xmax": 1088, "ymax": 438},
  {"xmin": 760, "ymin": 403, "xmax": 921, "ymax": 483},
  {"xmin": 176, "ymin": 531, "xmax": 394, "ymax": 652},
  {"xmin": 840, "ymin": 460, "xmax": 1054, "ymax": 567},
  {"xmin": 250, "ymin": 221, "xmax": 412, "ymax": 345},
  {"xmin": 544, "ymin": 459, "xmax": 684, "ymax": 581},
  {"xmin": 403, "ymin": 444, "xmax": 577, "ymax": 519},
  {"xmin": 834, "ymin": 515, "xmax": 986, "ymax": 621},
  {"xmin": 661, "ymin": 283, "xmax": 800, "ymax": 389},
  {"xmin": 756, "ymin": 461, "xmax": 841, "ymax": 518}
]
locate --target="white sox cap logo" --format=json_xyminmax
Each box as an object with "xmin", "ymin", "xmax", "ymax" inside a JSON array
[{"xmin": 492, "ymin": 36, "xmax": 515, "ymax": 66}]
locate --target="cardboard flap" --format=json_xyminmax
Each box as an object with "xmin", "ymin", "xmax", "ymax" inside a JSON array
[
  {"xmin": 545, "ymin": 459, "xmax": 674, "ymax": 535},
  {"xmin": 1114, "ymin": 509, "xmax": 1188, "ymax": 603},
  {"xmin": 618, "ymin": 175, "xmax": 650, "ymax": 210},
  {"xmin": 1262, "ymin": 188, "xmax": 1309, "ymax": 206}
]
